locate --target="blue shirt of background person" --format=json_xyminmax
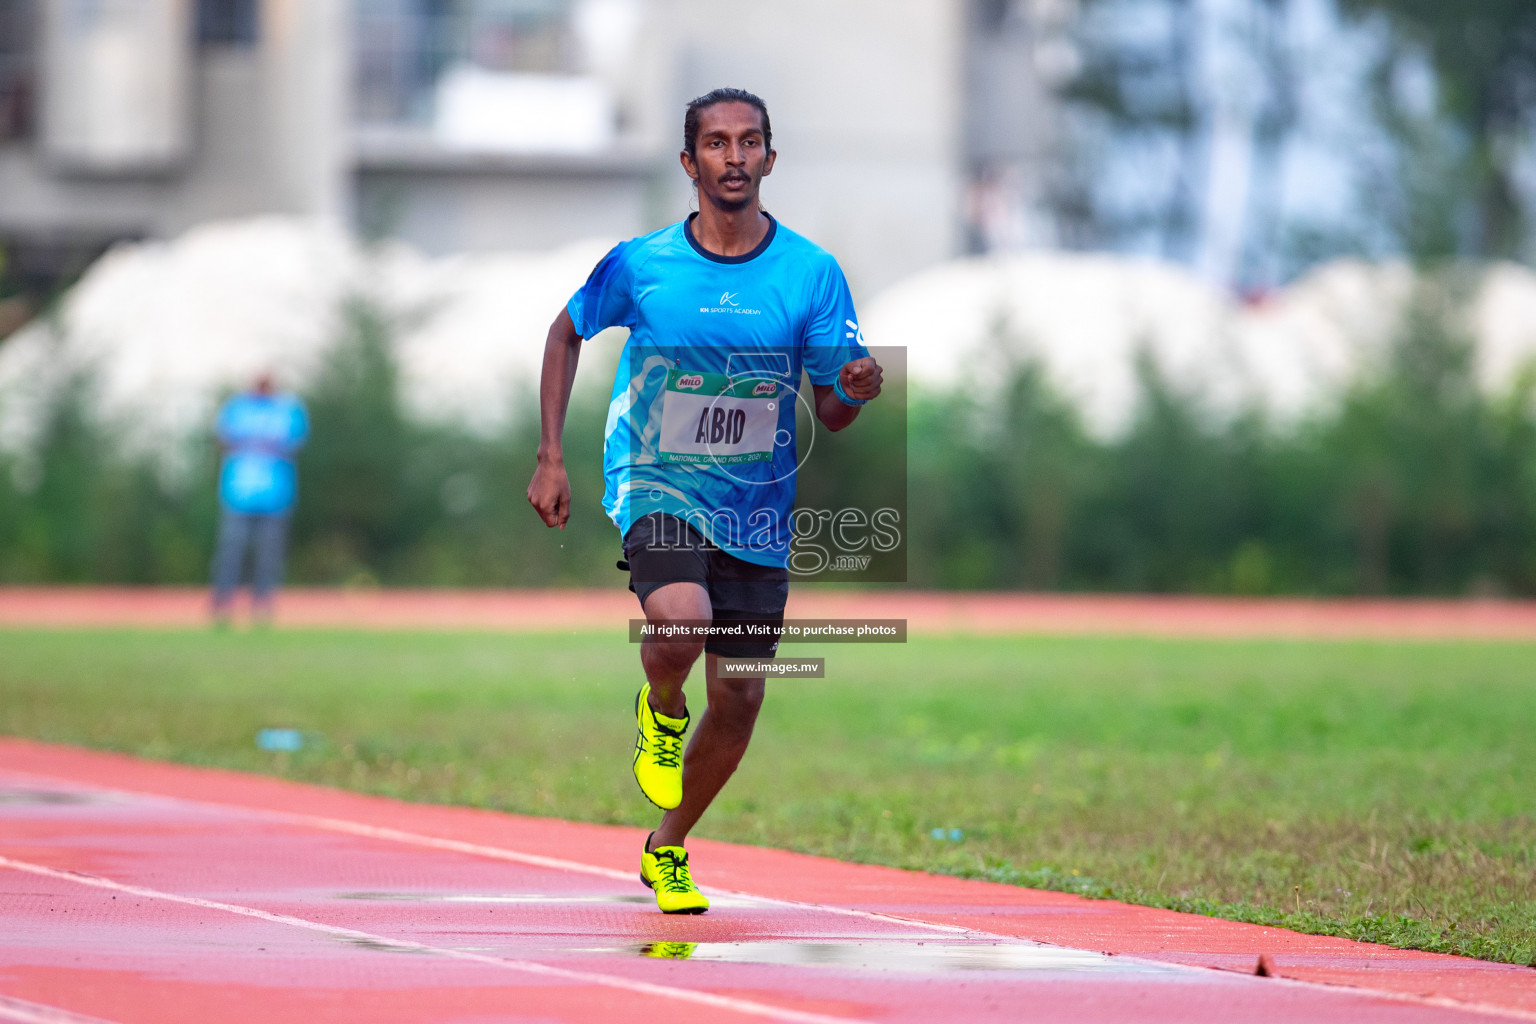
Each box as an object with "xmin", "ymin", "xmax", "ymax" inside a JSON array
[{"xmin": 216, "ymin": 381, "xmax": 309, "ymax": 515}]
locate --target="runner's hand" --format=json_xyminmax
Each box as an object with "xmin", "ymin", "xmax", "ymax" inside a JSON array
[
  {"xmin": 840, "ymin": 357, "xmax": 883, "ymax": 402},
  {"xmin": 527, "ymin": 458, "xmax": 571, "ymax": 529}
]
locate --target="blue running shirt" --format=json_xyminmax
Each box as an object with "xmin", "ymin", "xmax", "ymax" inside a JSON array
[{"xmin": 567, "ymin": 214, "xmax": 869, "ymax": 567}]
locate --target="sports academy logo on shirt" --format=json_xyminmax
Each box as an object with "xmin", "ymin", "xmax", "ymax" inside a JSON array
[{"xmin": 700, "ymin": 291, "xmax": 762, "ymax": 315}]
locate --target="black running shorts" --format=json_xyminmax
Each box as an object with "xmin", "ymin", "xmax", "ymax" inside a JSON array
[{"xmin": 622, "ymin": 512, "xmax": 788, "ymax": 659}]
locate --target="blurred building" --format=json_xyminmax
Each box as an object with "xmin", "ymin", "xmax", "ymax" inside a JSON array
[
  {"xmin": 0, "ymin": 0, "xmax": 1062, "ymax": 307},
  {"xmin": 0, "ymin": 0, "xmax": 348, "ymax": 319},
  {"xmin": 962, "ymin": 0, "xmax": 1072, "ymax": 254}
]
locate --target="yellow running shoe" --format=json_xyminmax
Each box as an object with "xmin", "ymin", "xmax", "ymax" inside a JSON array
[
  {"xmin": 640, "ymin": 833, "xmax": 709, "ymax": 914},
  {"xmin": 633, "ymin": 684, "xmax": 687, "ymax": 810},
  {"xmin": 640, "ymin": 941, "xmax": 698, "ymax": 959}
]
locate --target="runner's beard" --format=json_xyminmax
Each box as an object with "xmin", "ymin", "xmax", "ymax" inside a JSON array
[{"xmin": 708, "ymin": 177, "xmax": 757, "ymax": 212}]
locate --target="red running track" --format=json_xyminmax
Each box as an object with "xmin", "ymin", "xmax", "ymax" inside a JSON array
[
  {"xmin": 1, "ymin": 740, "xmax": 1533, "ymax": 1024},
  {"xmin": 4, "ymin": 587, "xmax": 1536, "ymax": 639}
]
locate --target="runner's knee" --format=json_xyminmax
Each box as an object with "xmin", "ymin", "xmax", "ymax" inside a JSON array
[
  {"xmin": 641, "ymin": 582, "xmax": 713, "ymax": 672},
  {"xmin": 644, "ymin": 635, "xmax": 706, "ymax": 673},
  {"xmin": 711, "ymin": 677, "xmax": 764, "ymax": 738}
]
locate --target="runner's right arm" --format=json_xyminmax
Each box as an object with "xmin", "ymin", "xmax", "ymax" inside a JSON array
[{"xmin": 527, "ymin": 307, "xmax": 582, "ymax": 529}]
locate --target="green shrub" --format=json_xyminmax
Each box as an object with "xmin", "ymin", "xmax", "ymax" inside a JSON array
[{"xmin": 3, "ymin": 278, "xmax": 1535, "ymax": 594}]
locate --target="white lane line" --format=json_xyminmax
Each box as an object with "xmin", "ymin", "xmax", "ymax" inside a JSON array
[
  {"xmin": 1, "ymin": 771, "xmax": 636, "ymax": 881},
  {"xmin": 0, "ymin": 995, "xmax": 125, "ymax": 1024},
  {"xmin": 0, "ymin": 856, "xmax": 864, "ymax": 1024},
  {"xmin": 277, "ymin": 813, "xmax": 974, "ymax": 936},
  {"xmin": 6, "ymin": 773, "xmax": 1533, "ymax": 1022},
  {"xmin": 0, "ymin": 769, "xmax": 972, "ymax": 937},
  {"xmin": 269, "ymin": 813, "xmax": 636, "ymax": 882}
]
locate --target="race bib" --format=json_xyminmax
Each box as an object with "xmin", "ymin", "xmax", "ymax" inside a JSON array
[{"xmin": 658, "ymin": 369, "xmax": 780, "ymax": 465}]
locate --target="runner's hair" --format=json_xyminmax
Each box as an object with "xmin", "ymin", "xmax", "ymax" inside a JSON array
[{"xmin": 683, "ymin": 88, "xmax": 772, "ymax": 156}]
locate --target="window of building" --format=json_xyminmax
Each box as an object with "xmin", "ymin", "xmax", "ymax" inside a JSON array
[
  {"xmin": 0, "ymin": 0, "xmax": 35, "ymax": 140},
  {"xmin": 355, "ymin": 0, "xmax": 573, "ymax": 126},
  {"xmin": 197, "ymin": 0, "xmax": 260, "ymax": 47},
  {"xmin": 973, "ymin": 0, "xmax": 1010, "ymax": 32}
]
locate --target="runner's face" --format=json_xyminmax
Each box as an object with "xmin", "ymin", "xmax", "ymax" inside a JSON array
[{"xmin": 683, "ymin": 102, "xmax": 775, "ymax": 212}]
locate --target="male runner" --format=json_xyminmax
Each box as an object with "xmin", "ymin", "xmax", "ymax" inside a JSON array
[{"xmin": 527, "ymin": 88, "xmax": 882, "ymax": 914}]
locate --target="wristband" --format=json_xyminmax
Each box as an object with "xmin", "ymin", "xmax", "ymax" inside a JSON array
[{"xmin": 832, "ymin": 376, "xmax": 869, "ymax": 407}]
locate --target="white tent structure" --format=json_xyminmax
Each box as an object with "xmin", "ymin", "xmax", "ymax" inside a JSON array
[
  {"xmin": 864, "ymin": 254, "xmax": 1536, "ymax": 436},
  {"xmin": 4, "ymin": 216, "xmax": 1536, "ymax": 460},
  {"xmin": 0, "ymin": 218, "xmax": 614, "ymax": 459}
]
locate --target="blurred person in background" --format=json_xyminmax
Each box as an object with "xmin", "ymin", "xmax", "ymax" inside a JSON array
[
  {"xmin": 211, "ymin": 372, "xmax": 309, "ymax": 625},
  {"xmin": 528, "ymin": 88, "xmax": 882, "ymax": 914}
]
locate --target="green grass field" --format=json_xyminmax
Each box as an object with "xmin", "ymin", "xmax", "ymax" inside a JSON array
[{"xmin": 1, "ymin": 628, "xmax": 1531, "ymax": 965}]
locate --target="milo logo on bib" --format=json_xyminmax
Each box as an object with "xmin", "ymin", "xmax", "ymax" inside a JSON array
[{"xmin": 658, "ymin": 369, "xmax": 781, "ymax": 466}]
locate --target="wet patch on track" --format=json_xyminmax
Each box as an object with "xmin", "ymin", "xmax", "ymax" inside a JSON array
[
  {"xmin": 332, "ymin": 890, "xmax": 762, "ymax": 908},
  {"xmin": 604, "ymin": 939, "xmax": 1183, "ymax": 974},
  {"xmin": 336, "ymin": 891, "xmax": 655, "ymax": 905},
  {"xmin": 330, "ymin": 935, "xmax": 434, "ymax": 955},
  {"xmin": 0, "ymin": 789, "xmax": 100, "ymax": 806}
]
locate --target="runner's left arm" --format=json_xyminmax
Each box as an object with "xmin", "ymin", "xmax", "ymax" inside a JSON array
[
  {"xmin": 812, "ymin": 357, "xmax": 882, "ymax": 431},
  {"xmin": 802, "ymin": 260, "xmax": 879, "ymax": 431}
]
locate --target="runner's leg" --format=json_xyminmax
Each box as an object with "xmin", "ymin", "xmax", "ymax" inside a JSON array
[
  {"xmin": 640, "ymin": 581, "xmax": 710, "ymax": 719},
  {"xmin": 651, "ymin": 654, "xmax": 765, "ymax": 849}
]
